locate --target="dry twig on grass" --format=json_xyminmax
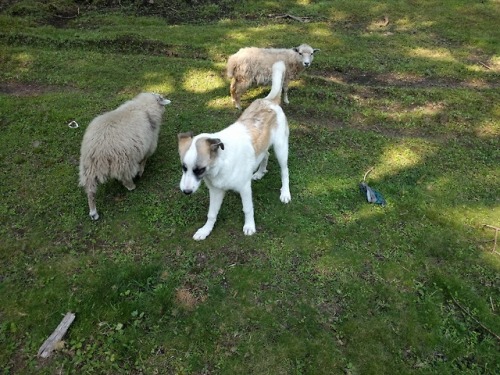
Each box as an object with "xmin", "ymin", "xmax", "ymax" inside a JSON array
[
  {"xmin": 37, "ymin": 312, "xmax": 76, "ymax": 358},
  {"xmin": 450, "ymin": 295, "xmax": 500, "ymax": 343},
  {"xmin": 270, "ymin": 14, "xmax": 311, "ymax": 23},
  {"xmin": 479, "ymin": 61, "xmax": 492, "ymax": 70}
]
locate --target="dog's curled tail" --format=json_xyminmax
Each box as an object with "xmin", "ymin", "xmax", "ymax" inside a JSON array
[{"xmin": 265, "ymin": 60, "xmax": 286, "ymax": 105}]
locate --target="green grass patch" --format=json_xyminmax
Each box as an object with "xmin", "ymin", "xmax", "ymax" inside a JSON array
[{"xmin": 1, "ymin": 0, "xmax": 499, "ymax": 373}]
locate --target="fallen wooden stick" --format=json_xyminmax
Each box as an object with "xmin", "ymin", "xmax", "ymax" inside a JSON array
[
  {"xmin": 479, "ymin": 61, "xmax": 492, "ymax": 70},
  {"xmin": 271, "ymin": 13, "xmax": 311, "ymax": 23},
  {"xmin": 37, "ymin": 312, "xmax": 76, "ymax": 358},
  {"xmin": 450, "ymin": 295, "xmax": 500, "ymax": 343}
]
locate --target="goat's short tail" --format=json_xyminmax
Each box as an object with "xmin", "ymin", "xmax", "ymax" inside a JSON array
[{"xmin": 265, "ymin": 61, "xmax": 286, "ymax": 104}]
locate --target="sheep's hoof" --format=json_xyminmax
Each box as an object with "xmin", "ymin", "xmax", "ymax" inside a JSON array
[
  {"xmin": 137, "ymin": 167, "xmax": 146, "ymax": 178},
  {"xmin": 123, "ymin": 182, "xmax": 136, "ymax": 191},
  {"xmin": 89, "ymin": 211, "xmax": 99, "ymax": 220}
]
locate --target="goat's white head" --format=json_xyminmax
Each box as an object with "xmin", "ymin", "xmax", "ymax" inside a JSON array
[{"xmin": 293, "ymin": 44, "xmax": 320, "ymax": 68}]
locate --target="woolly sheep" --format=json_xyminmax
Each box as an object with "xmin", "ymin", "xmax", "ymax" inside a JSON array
[
  {"xmin": 226, "ymin": 43, "xmax": 319, "ymax": 109},
  {"xmin": 79, "ymin": 92, "xmax": 171, "ymax": 220}
]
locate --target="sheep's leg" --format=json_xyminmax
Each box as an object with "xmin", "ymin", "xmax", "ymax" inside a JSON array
[
  {"xmin": 138, "ymin": 158, "xmax": 147, "ymax": 178},
  {"xmin": 252, "ymin": 151, "xmax": 269, "ymax": 180},
  {"xmin": 122, "ymin": 178, "xmax": 136, "ymax": 191},
  {"xmin": 85, "ymin": 179, "xmax": 99, "ymax": 220},
  {"xmin": 283, "ymin": 79, "xmax": 290, "ymax": 105},
  {"xmin": 230, "ymin": 79, "xmax": 241, "ymax": 110},
  {"xmin": 231, "ymin": 78, "xmax": 250, "ymax": 110}
]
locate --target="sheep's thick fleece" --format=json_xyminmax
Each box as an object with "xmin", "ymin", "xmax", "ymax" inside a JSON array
[
  {"xmin": 79, "ymin": 92, "xmax": 170, "ymax": 220},
  {"xmin": 226, "ymin": 44, "xmax": 317, "ymax": 109}
]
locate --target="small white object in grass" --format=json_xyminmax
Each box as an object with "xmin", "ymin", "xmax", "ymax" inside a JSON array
[{"xmin": 68, "ymin": 120, "xmax": 79, "ymax": 129}]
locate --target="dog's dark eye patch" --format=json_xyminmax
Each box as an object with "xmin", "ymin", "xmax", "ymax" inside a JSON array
[{"xmin": 193, "ymin": 167, "xmax": 206, "ymax": 176}]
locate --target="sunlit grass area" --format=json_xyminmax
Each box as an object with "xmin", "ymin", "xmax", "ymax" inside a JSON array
[{"xmin": 1, "ymin": 0, "xmax": 499, "ymax": 374}]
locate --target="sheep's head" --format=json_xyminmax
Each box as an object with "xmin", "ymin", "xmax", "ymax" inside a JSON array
[
  {"xmin": 293, "ymin": 44, "xmax": 320, "ymax": 68},
  {"xmin": 152, "ymin": 93, "xmax": 171, "ymax": 106}
]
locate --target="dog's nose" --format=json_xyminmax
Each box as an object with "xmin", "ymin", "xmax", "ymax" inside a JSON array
[{"xmin": 182, "ymin": 189, "xmax": 193, "ymax": 195}]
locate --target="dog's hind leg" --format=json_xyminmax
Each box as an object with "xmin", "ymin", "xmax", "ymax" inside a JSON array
[
  {"xmin": 193, "ymin": 186, "xmax": 226, "ymax": 240},
  {"xmin": 240, "ymin": 182, "xmax": 256, "ymax": 236},
  {"xmin": 273, "ymin": 132, "xmax": 291, "ymax": 203},
  {"xmin": 252, "ymin": 151, "xmax": 269, "ymax": 180}
]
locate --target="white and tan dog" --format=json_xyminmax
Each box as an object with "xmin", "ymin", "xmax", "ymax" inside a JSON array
[{"xmin": 178, "ymin": 61, "xmax": 291, "ymax": 240}]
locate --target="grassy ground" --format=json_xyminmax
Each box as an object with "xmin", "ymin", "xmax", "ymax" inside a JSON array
[{"xmin": 0, "ymin": 0, "xmax": 499, "ymax": 373}]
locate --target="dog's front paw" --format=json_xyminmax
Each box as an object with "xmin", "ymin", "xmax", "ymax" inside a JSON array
[
  {"xmin": 193, "ymin": 227, "xmax": 211, "ymax": 241},
  {"xmin": 243, "ymin": 223, "xmax": 256, "ymax": 236},
  {"xmin": 280, "ymin": 189, "xmax": 291, "ymax": 204}
]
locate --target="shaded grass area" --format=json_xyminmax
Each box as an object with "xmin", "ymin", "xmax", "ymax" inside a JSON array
[{"xmin": 1, "ymin": 0, "xmax": 499, "ymax": 374}]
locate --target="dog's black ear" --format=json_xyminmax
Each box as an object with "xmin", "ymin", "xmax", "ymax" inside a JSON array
[{"xmin": 208, "ymin": 138, "xmax": 224, "ymax": 151}]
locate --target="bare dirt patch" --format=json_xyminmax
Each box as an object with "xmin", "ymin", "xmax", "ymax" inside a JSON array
[
  {"xmin": 175, "ymin": 286, "xmax": 207, "ymax": 311},
  {"xmin": 307, "ymin": 69, "xmax": 499, "ymax": 89}
]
